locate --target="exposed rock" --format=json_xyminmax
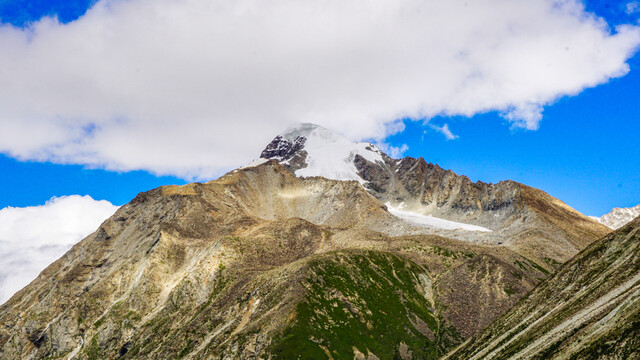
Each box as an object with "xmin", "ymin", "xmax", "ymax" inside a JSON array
[
  {"xmin": 0, "ymin": 123, "xmax": 620, "ymax": 360},
  {"xmin": 260, "ymin": 135, "xmax": 306, "ymax": 162}
]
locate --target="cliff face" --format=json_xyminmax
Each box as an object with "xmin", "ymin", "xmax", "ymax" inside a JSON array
[
  {"xmin": 0, "ymin": 162, "xmax": 544, "ymax": 359},
  {"xmin": 447, "ymin": 215, "xmax": 640, "ymax": 360}
]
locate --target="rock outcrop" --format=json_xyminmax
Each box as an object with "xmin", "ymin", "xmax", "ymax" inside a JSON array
[{"xmin": 0, "ymin": 123, "xmax": 619, "ymax": 360}]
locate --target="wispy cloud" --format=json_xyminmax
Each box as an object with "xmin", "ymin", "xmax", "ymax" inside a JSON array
[
  {"xmin": 0, "ymin": 196, "xmax": 118, "ymax": 303},
  {"xmin": 0, "ymin": 0, "xmax": 638, "ymax": 178},
  {"xmin": 430, "ymin": 124, "xmax": 459, "ymax": 140},
  {"xmin": 627, "ymin": 1, "xmax": 640, "ymax": 15},
  {"xmin": 377, "ymin": 143, "xmax": 409, "ymax": 158}
]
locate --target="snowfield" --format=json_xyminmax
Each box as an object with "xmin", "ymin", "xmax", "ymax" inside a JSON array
[
  {"xmin": 387, "ymin": 205, "xmax": 492, "ymax": 232},
  {"xmin": 280, "ymin": 123, "xmax": 384, "ymax": 183}
]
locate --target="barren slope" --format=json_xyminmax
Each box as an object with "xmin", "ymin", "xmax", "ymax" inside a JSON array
[{"xmin": 446, "ymin": 215, "xmax": 640, "ymax": 360}]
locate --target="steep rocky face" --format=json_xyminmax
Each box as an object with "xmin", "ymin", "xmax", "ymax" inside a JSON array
[
  {"xmin": 592, "ymin": 203, "xmax": 640, "ymax": 229},
  {"xmin": 259, "ymin": 135, "xmax": 306, "ymax": 161},
  {"xmin": 258, "ymin": 123, "xmax": 610, "ymax": 269},
  {"xmin": 0, "ymin": 162, "xmax": 544, "ymax": 360},
  {"xmin": 446, "ymin": 215, "xmax": 640, "ymax": 360}
]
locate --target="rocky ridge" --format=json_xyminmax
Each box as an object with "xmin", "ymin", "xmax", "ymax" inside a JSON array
[{"xmin": 258, "ymin": 123, "xmax": 609, "ymax": 269}]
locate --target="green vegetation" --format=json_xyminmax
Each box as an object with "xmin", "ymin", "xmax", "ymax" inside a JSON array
[
  {"xmin": 503, "ymin": 286, "xmax": 517, "ymax": 297},
  {"xmin": 428, "ymin": 245, "xmax": 474, "ymax": 260},
  {"xmin": 93, "ymin": 315, "xmax": 105, "ymax": 329},
  {"xmin": 543, "ymin": 257, "xmax": 561, "ymax": 267},
  {"xmin": 528, "ymin": 260, "xmax": 550, "ymax": 275},
  {"xmin": 270, "ymin": 250, "xmax": 447, "ymax": 359},
  {"xmin": 86, "ymin": 336, "xmax": 101, "ymax": 360},
  {"xmin": 514, "ymin": 258, "xmax": 550, "ymax": 275}
]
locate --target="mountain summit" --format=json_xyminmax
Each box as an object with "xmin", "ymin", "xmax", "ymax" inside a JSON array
[{"xmin": 253, "ymin": 123, "xmax": 385, "ymax": 183}]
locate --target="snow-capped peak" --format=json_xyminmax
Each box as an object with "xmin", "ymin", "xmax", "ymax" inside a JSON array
[
  {"xmin": 254, "ymin": 123, "xmax": 385, "ymax": 183},
  {"xmin": 592, "ymin": 203, "xmax": 640, "ymax": 230}
]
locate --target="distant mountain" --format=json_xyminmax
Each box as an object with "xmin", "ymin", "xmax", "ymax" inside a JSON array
[
  {"xmin": 591, "ymin": 203, "xmax": 640, "ymax": 229},
  {"xmin": 446, "ymin": 214, "xmax": 640, "ymax": 360}
]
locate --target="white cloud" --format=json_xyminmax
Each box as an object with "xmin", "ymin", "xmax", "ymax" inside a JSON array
[
  {"xmin": 627, "ymin": 2, "xmax": 640, "ymax": 15},
  {"xmin": 0, "ymin": 0, "xmax": 638, "ymax": 179},
  {"xmin": 377, "ymin": 143, "xmax": 409, "ymax": 159},
  {"xmin": 0, "ymin": 196, "xmax": 118, "ymax": 304},
  {"xmin": 430, "ymin": 123, "xmax": 459, "ymax": 140}
]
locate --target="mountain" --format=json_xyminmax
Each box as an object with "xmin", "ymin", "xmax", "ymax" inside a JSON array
[
  {"xmin": 591, "ymin": 203, "xmax": 640, "ymax": 229},
  {"xmin": 0, "ymin": 162, "xmax": 543, "ymax": 359},
  {"xmin": 257, "ymin": 123, "xmax": 610, "ymax": 269},
  {"xmin": 0, "ymin": 123, "xmax": 611, "ymax": 359},
  {"xmin": 446, "ymin": 214, "xmax": 640, "ymax": 360}
]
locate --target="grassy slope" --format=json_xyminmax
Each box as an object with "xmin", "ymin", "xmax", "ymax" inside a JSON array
[{"xmin": 270, "ymin": 250, "xmax": 459, "ymax": 359}]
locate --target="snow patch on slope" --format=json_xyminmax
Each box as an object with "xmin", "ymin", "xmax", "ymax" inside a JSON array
[
  {"xmin": 280, "ymin": 123, "xmax": 384, "ymax": 183},
  {"xmin": 387, "ymin": 204, "xmax": 492, "ymax": 232}
]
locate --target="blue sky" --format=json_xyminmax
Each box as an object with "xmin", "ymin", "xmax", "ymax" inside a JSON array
[
  {"xmin": 386, "ymin": 54, "xmax": 640, "ymax": 216},
  {"xmin": 0, "ymin": 0, "xmax": 638, "ymax": 217}
]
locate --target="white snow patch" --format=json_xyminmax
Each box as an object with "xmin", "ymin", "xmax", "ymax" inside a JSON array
[
  {"xmin": 387, "ymin": 205, "xmax": 491, "ymax": 232},
  {"xmin": 281, "ymin": 123, "xmax": 384, "ymax": 183}
]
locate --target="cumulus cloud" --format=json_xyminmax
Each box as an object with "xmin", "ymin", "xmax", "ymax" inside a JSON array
[
  {"xmin": 430, "ymin": 124, "xmax": 460, "ymax": 140},
  {"xmin": 0, "ymin": 195, "xmax": 118, "ymax": 303},
  {"xmin": 0, "ymin": 0, "xmax": 638, "ymax": 178}
]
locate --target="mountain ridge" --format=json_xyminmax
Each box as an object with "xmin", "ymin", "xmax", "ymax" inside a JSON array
[
  {"xmin": 257, "ymin": 123, "xmax": 610, "ymax": 268},
  {"xmin": 0, "ymin": 161, "xmax": 545, "ymax": 359}
]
